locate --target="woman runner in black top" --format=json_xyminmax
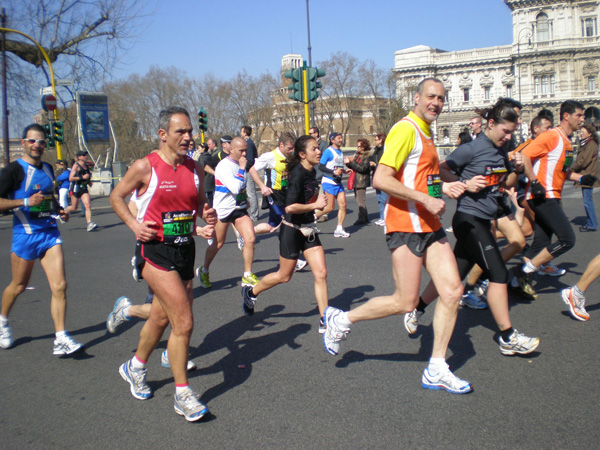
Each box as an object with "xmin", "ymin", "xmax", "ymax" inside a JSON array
[
  {"xmin": 241, "ymin": 136, "xmax": 330, "ymax": 331},
  {"xmin": 417, "ymin": 100, "xmax": 540, "ymax": 356}
]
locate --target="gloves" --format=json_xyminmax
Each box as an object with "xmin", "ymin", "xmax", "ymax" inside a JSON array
[
  {"xmin": 531, "ymin": 179, "xmax": 546, "ymax": 199},
  {"xmin": 579, "ymin": 174, "xmax": 598, "ymax": 186}
]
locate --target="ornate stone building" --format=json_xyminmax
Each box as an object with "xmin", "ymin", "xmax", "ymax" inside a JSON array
[{"xmin": 393, "ymin": 0, "xmax": 600, "ymax": 147}]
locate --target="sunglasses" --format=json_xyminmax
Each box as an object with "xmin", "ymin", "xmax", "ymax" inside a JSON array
[{"xmin": 25, "ymin": 139, "xmax": 47, "ymax": 146}]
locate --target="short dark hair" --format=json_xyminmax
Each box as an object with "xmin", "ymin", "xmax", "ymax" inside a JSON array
[
  {"xmin": 457, "ymin": 131, "xmax": 472, "ymax": 146},
  {"xmin": 309, "ymin": 126, "xmax": 320, "ymax": 135},
  {"xmin": 496, "ymin": 97, "xmax": 523, "ymax": 111},
  {"xmin": 158, "ymin": 106, "xmax": 190, "ymax": 131},
  {"xmin": 560, "ymin": 100, "xmax": 585, "ymax": 120},
  {"xmin": 22, "ymin": 123, "xmax": 46, "ymax": 139},
  {"xmin": 530, "ymin": 115, "xmax": 552, "ymax": 135},
  {"xmin": 241, "ymin": 125, "xmax": 252, "ymax": 136}
]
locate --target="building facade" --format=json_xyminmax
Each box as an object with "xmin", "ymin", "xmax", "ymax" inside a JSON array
[{"xmin": 393, "ymin": 0, "xmax": 600, "ymax": 146}]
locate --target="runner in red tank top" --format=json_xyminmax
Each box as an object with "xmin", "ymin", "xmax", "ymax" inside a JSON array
[{"xmin": 110, "ymin": 107, "xmax": 216, "ymax": 422}]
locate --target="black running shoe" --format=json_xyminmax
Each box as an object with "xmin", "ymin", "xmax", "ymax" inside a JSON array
[{"xmin": 241, "ymin": 285, "xmax": 256, "ymax": 316}]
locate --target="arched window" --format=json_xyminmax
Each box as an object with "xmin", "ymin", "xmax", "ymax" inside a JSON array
[{"xmin": 537, "ymin": 13, "xmax": 550, "ymax": 41}]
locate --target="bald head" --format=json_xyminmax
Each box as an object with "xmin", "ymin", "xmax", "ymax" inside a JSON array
[{"xmin": 229, "ymin": 136, "xmax": 248, "ymax": 162}]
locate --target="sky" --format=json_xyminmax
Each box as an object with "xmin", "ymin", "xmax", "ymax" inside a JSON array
[{"xmin": 111, "ymin": 0, "xmax": 515, "ymax": 81}]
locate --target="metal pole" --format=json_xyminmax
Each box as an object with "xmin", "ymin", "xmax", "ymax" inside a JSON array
[
  {"xmin": 1, "ymin": 9, "xmax": 9, "ymax": 166},
  {"xmin": 306, "ymin": 0, "xmax": 315, "ymax": 125}
]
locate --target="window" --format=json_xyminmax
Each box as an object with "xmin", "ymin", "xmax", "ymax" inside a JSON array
[
  {"xmin": 484, "ymin": 86, "xmax": 491, "ymax": 100},
  {"xmin": 537, "ymin": 13, "xmax": 550, "ymax": 41},
  {"xmin": 506, "ymin": 84, "xmax": 513, "ymax": 97},
  {"xmin": 550, "ymin": 74, "xmax": 555, "ymax": 93},
  {"xmin": 463, "ymin": 88, "xmax": 470, "ymax": 102},
  {"xmin": 541, "ymin": 75, "xmax": 549, "ymax": 94},
  {"xmin": 589, "ymin": 76, "xmax": 596, "ymax": 91},
  {"xmin": 534, "ymin": 77, "xmax": 540, "ymax": 94},
  {"xmin": 582, "ymin": 17, "xmax": 597, "ymax": 37}
]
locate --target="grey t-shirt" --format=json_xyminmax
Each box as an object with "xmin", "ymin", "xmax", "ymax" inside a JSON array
[{"xmin": 446, "ymin": 133, "xmax": 512, "ymax": 220}]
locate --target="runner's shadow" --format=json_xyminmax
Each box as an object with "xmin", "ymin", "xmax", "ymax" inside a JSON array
[
  {"xmin": 335, "ymin": 319, "xmax": 476, "ymax": 372},
  {"xmin": 327, "ymin": 285, "xmax": 376, "ymax": 311},
  {"xmin": 194, "ymin": 323, "xmax": 310, "ymax": 404}
]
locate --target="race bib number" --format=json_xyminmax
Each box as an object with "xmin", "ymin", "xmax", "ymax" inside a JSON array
[
  {"xmin": 29, "ymin": 194, "xmax": 54, "ymax": 219},
  {"xmin": 563, "ymin": 150, "xmax": 574, "ymax": 172},
  {"xmin": 236, "ymin": 189, "xmax": 248, "ymax": 206},
  {"xmin": 281, "ymin": 170, "xmax": 289, "ymax": 188},
  {"xmin": 427, "ymin": 174, "xmax": 442, "ymax": 198},
  {"xmin": 162, "ymin": 210, "xmax": 194, "ymax": 245},
  {"xmin": 484, "ymin": 166, "xmax": 508, "ymax": 192}
]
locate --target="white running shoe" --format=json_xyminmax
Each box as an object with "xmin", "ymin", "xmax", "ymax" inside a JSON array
[
  {"xmin": 561, "ymin": 287, "xmax": 590, "ymax": 321},
  {"xmin": 0, "ymin": 320, "xmax": 13, "ymax": 349},
  {"xmin": 53, "ymin": 333, "xmax": 83, "ymax": 355},
  {"xmin": 498, "ymin": 329, "xmax": 540, "ymax": 356},
  {"xmin": 236, "ymin": 235, "xmax": 244, "ymax": 251},
  {"xmin": 106, "ymin": 296, "xmax": 132, "ymax": 333},
  {"xmin": 294, "ymin": 259, "xmax": 308, "ymax": 272},
  {"xmin": 161, "ymin": 350, "xmax": 197, "ymax": 371},
  {"xmin": 174, "ymin": 389, "xmax": 209, "ymax": 422},
  {"xmin": 87, "ymin": 222, "xmax": 98, "ymax": 232},
  {"xmin": 333, "ymin": 228, "xmax": 350, "ymax": 238},
  {"xmin": 539, "ymin": 262, "xmax": 566, "ymax": 277},
  {"xmin": 322, "ymin": 307, "xmax": 350, "ymax": 355},
  {"xmin": 421, "ymin": 365, "xmax": 472, "ymax": 394},
  {"xmin": 119, "ymin": 360, "xmax": 152, "ymax": 400},
  {"xmin": 404, "ymin": 309, "xmax": 423, "ymax": 335}
]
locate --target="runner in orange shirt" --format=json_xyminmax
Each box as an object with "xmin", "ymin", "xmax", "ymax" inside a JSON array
[
  {"xmin": 321, "ymin": 78, "xmax": 473, "ymax": 394},
  {"xmin": 512, "ymin": 101, "xmax": 597, "ymax": 298}
]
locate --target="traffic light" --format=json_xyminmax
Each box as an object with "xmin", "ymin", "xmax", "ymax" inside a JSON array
[
  {"xmin": 306, "ymin": 66, "xmax": 326, "ymax": 101},
  {"xmin": 198, "ymin": 108, "xmax": 208, "ymax": 132},
  {"xmin": 284, "ymin": 67, "xmax": 304, "ymax": 102},
  {"xmin": 53, "ymin": 121, "xmax": 64, "ymax": 143},
  {"xmin": 43, "ymin": 123, "xmax": 55, "ymax": 148}
]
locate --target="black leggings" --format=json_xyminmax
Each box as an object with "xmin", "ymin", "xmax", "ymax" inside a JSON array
[
  {"xmin": 525, "ymin": 198, "xmax": 575, "ymax": 260},
  {"xmin": 452, "ymin": 211, "xmax": 509, "ymax": 284}
]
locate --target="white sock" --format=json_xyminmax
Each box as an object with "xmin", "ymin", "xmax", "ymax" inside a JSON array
[
  {"xmin": 55, "ymin": 330, "xmax": 66, "ymax": 340},
  {"xmin": 522, "ymin": 261, "xmax": 538, "ymax": 274},
  {"xmin": 123, "ymin": 306, "xmax": 131, "ymax": 320},
  {"xmin": 243, "ymin": 271, "xmax": 252, "ymax": 278},
  {"xmin": 428, "ymin": 358, "xmax": 447, "ymax": 376},
  {"xmin": 201, "ymin": 266, "xmax": 209, "ymax": 274},
  {"xmin": 0, "ymin": 315, "xmax": 7, "ymax": 325},
  {"xmin": 337, "ymin": 311, "xmax": 352, "ymax": 329},
  {"xmin": 131, "ymin": 355, "xmax": 146, "ymax": 370},
  {"xmin": 176, "ymin": 385, "xmax": 191, "ymax": 396},
  {"xmin": 336, "ymin": 225, "xmax": 343, "ymax": 231}
]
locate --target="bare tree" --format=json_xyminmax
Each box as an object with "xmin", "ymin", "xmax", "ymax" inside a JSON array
[{"xmin": 3, "ymin": 0, "xmax": 153, "ymax": 129}]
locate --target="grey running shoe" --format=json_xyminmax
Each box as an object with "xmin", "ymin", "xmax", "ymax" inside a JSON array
[
  {"xmin": 539, "ymin": 262, "xmax": 566, "ymax": 277},
  {"xmin": 53, "ymin": 333, "xmax": 82, "ymax": 355},
  {"xmin": 174, "ymin": 389, "xmax": 209, "ymax": 422},
  {"xmin": 161, "ymin": 350, "xmax": 198, "ymax": 371},
  {"xmin": 87, "ymin": 222, "xmax": 98, "ymax": 232},
  {"xmin": 0, "ymin": 320, "xmax": 13, "ymax": 349},
  {"xmin": 242, "ymin": 285, "xmax": 256, "ymax": 316},
  {"xmin": 322, "ymin": 307, "xmax": 350, "ymax": 355},
  {"xmin": 236, "ymin": 234, "xmax": 244, "ymax": 251},
  {"xmin": 473, "ymin": 279, "xmax": 489, "ymax": 297},
  {"xmin": 459, "ymin": 291, "xmax": 487, "ymax": 310},
  {"xmin": 499, "ymin": 329, "xmax": 540, "ymax": 356},
  {"xmin": 421, "ymin": 365, "xmax": 473, "ymax": 394},
  {"xmin": 107, "ymin": 296, "xmax": 132, "ymax": 333},
  {"xmin": 119, "ymin": 360, "xmax": 152, "ymax": 400},
  {"xmin": 561, "ymin": 287, "xmax": 590, "ymax": 321},
  {"xmin": 404, "ymin": 309, "xmax": 423, "ymax": 335}
]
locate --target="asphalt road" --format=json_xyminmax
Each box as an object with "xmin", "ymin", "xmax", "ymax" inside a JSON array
[{"xmin": 1, "ymin": 185, "xmax": 599, "ymax": 449}]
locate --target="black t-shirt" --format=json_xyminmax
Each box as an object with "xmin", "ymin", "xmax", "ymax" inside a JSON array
[{"xmin": 284, "ymin": 163, "xmax": 320, "ymax": 225}]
